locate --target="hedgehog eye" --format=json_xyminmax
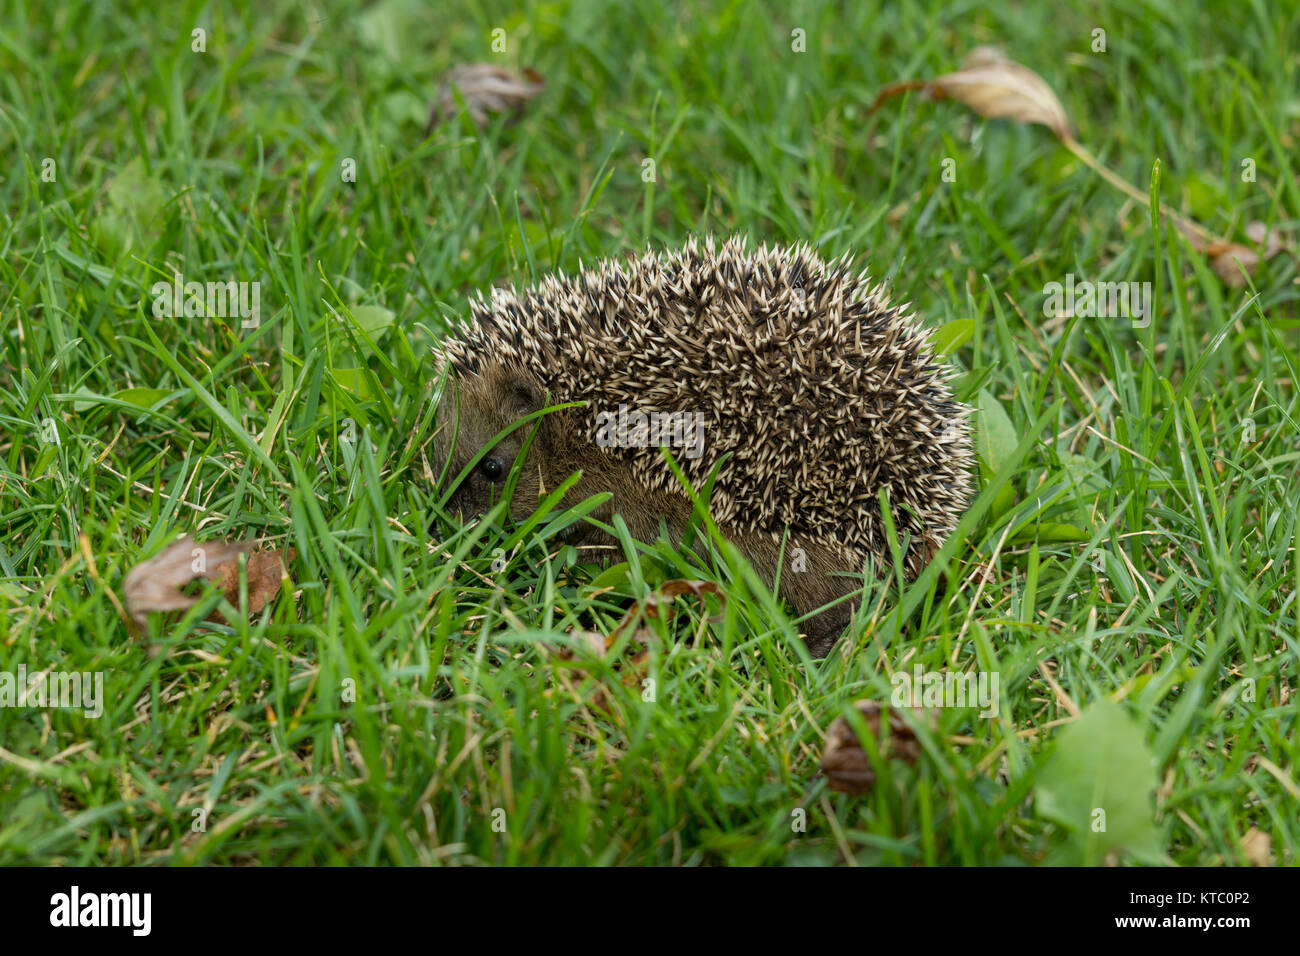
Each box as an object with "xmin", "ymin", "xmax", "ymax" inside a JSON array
[{"xmin": 480, "ymin": 457, "xmax": 505, "ymax": 481}]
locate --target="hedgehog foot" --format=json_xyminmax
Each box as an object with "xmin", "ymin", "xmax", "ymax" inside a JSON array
[{"xmin": 800, "ymin": 605, "xmax": 853, "ymax": 658}]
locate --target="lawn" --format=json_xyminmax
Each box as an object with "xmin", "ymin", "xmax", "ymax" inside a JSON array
[{"xmin": 0, "ymin": 0, "xmax": 1297, "ymax": 866}]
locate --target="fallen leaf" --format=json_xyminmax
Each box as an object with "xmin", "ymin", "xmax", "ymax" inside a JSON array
[
  {"xmin": 820, "ymin": 700, "xmax": 931, "ymax": 795},
  {"xmin": 1207, "ymin": 243, "xmax": 1259, "ymax": 287},
  {"xmin": 1244, "ymin": 220, "xmax": 1287, "ymax": 257},
  {"xmin": 642, "ymin": 579, "xmax": 724, "ymax": 624},
  {"xmin": 870, "ymin": 46, "xmax": 1070, "ymax": 139},
  {"xmin": 1240, "ymin": 827, "xmax": 1272, "ymax": 866},
  {"xmin": 561, "ymin": 629, "xmax": 612, "ymax": 658},
  {"xmin": 207, "ymin": 548, "xmax": 295, "ymax": 619},
  {"xmin": 934, "ymin": 46, "xmax": 1071, "ymax": 138},
  {"xmin": 122, "ymin": 535, "xmax": 295, "ymax": 649},
  {"xmin": 1206, "ymin": 222, "xmax": 1290, "ymax": 287},
  {"xmin": 123, "ymin": 537, "xmax": 252, "ymax": 633},
  {"xmin": 426, "ymin": 64, "xmax": 545, "ymax": 133},
  {"xmin": 869, "ymin": 48, "xmax": 1292, "ymax": 287},
  {"xmin": 546, "ymin": 580, "xmax": 722, "ymax": 710}
]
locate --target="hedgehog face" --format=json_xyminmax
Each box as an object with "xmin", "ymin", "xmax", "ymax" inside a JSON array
[
  {"xmin": 436, "ymin": 371, "xmax": 527, "ymax": 522},
  {"xmin": 434, "ymin": 359, "xmax": 642, "ymax": 544},
  {"xmin": 434, "ymin": 365, "xmax": 542, "ymax": 524}
]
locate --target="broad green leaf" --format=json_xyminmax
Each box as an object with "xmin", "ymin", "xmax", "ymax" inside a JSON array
[
  {"xmin": 1035, "ymin": 698, "xmax": 1165, "ymax": 865},
  {"xmin": 1130, "ymin": 665, "xmax": 1198, "ymax": 694},
  {"xmin": 1060, "ymin": 452, "xmax": 1108, "ymax": 524},
  {"xmin": 112, "ymin": 387, "xmax": 171, "ymax": 409},
  {"xmin": 976, "ymin": 388, "xmax": 1018, "ymax": 475},
  {"xmin": 1184, "ymin": 172, "xmax": 1227, "ymax": 223},
  {"xmin": 931, "ymin": 319, "xmax": 975, "ymax": 356},
  {"xmin": 91, "ymin": 157, "xmax": 169, "ymax": 261},
  {"xmin": 587, "ymin": 562, "xmax": 632, "ymax": 593},
  {"xmin": 331, "ymin": 367, "xmax": 374, "ymax": 400},
  {"xmin": 349, "ymin": 305, "xmax": 396, "ymax": 337},
  {"xmin": 381, "ymin": 90, "xmax": 428, "ymax": 127},
  {"xmin": 1061, "ymin": 453, "xmax": 1107, "ymax": 494},
  {"xmin": 356, "ymin": 0, "xmax": 421, "ymax": 69},
  {"xmin": 977, "ymin": 388, "xmax": 1018, "ymax": 517}
]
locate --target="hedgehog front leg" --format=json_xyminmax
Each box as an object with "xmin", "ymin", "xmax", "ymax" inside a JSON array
[
  {"xmin": 799, "ymin": 604, "xmax": 855, "ymax": 658},
  {"xmin": 780, "ymin": 543, "xmax": 861, "ymax": 658},
  {"xmin": 571, "ymin": 503, "xmax": 859, "ymax": 657}
]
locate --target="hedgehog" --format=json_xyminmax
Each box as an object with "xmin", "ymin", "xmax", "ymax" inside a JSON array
[{"xmin": 434, "ymin": 237, "xmax": 972, "ymax": 657}]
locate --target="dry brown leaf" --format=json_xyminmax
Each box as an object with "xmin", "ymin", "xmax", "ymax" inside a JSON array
[
  {"xmin": 550, "ymin": 578, "xmax": 725, "ymax": 663},
  {"xmin": 548, "ymin": 626, "xmax": 653, "ymax": 714},
  {"xmin": 123, "ymin": 536, "xmax": 252, "ymax": 633},
  {"xmin": 1185, "ymin": 226, "xmax": 1286, "ymax": 277},
  {"xmin": 1244, "ymin": 220, "xmax": 1287, "ymax": 257},
  {"xmin": 1207, "ymin": 243, "xmax": 1259, "ymax": 287},
  {"xmin": 870, "ymin": 46, "xmax": 1070, "ymax": 139},
  {"xmin": 643, "ymin": 579, "xmax": 724, "ymax": 624},
  {"xmin": 122, "ymin": 536, "xmax": 295, "ymax": 648},
  {"xmin": 207, "ymin": 547, "xmax": 296, "ymax": 620},
  {"xmin": 426, "ymin": 64, "xmax": 545, "ymax": 133},
  {"xmin": 869, "ymin": 47, "xmax": 1295, "ymax": 286},
  {"xmin": 1240, "ymin": 826, "xmax": 1272, "ymax": 866},
  {"xmin": 1207, "ymin": 221, "xmax": 1291, "ymax": 287},
  {"xmin": 559, "ymin": 578, "xmax": 725, "ymax": 653},
  {"xmin": 654, "ymin": 579, "xmax": 724, "ymax": 601},
  {"xmin": 562, "ymin": 629, "xmax": 611, "ymax": 658},
  {"xmin": 546, "ymin": 579, "xmax": 722, "ymax": 711},
  {"xmin": 820, "ymin": 700, "xmax": 933, "ymax": 795},
  {"xmin": 933, "ymin": 46, "xmax": 1072, "ymax": 139}
]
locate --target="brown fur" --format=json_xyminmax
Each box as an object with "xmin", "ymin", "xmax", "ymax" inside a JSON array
[{"xmin": 436, "ymin": 364, "xmax": 865, "ymax": 656}]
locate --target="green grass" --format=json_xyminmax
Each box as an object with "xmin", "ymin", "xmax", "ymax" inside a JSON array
[{"xmin": 1, "ymin": 0, "xmax": 1297, "ymax": 865}]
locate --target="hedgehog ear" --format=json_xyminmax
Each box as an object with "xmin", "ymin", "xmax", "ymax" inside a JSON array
[{"xmin": 505, "ymin": 378, "xmax": 543, "ymax": 421}]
